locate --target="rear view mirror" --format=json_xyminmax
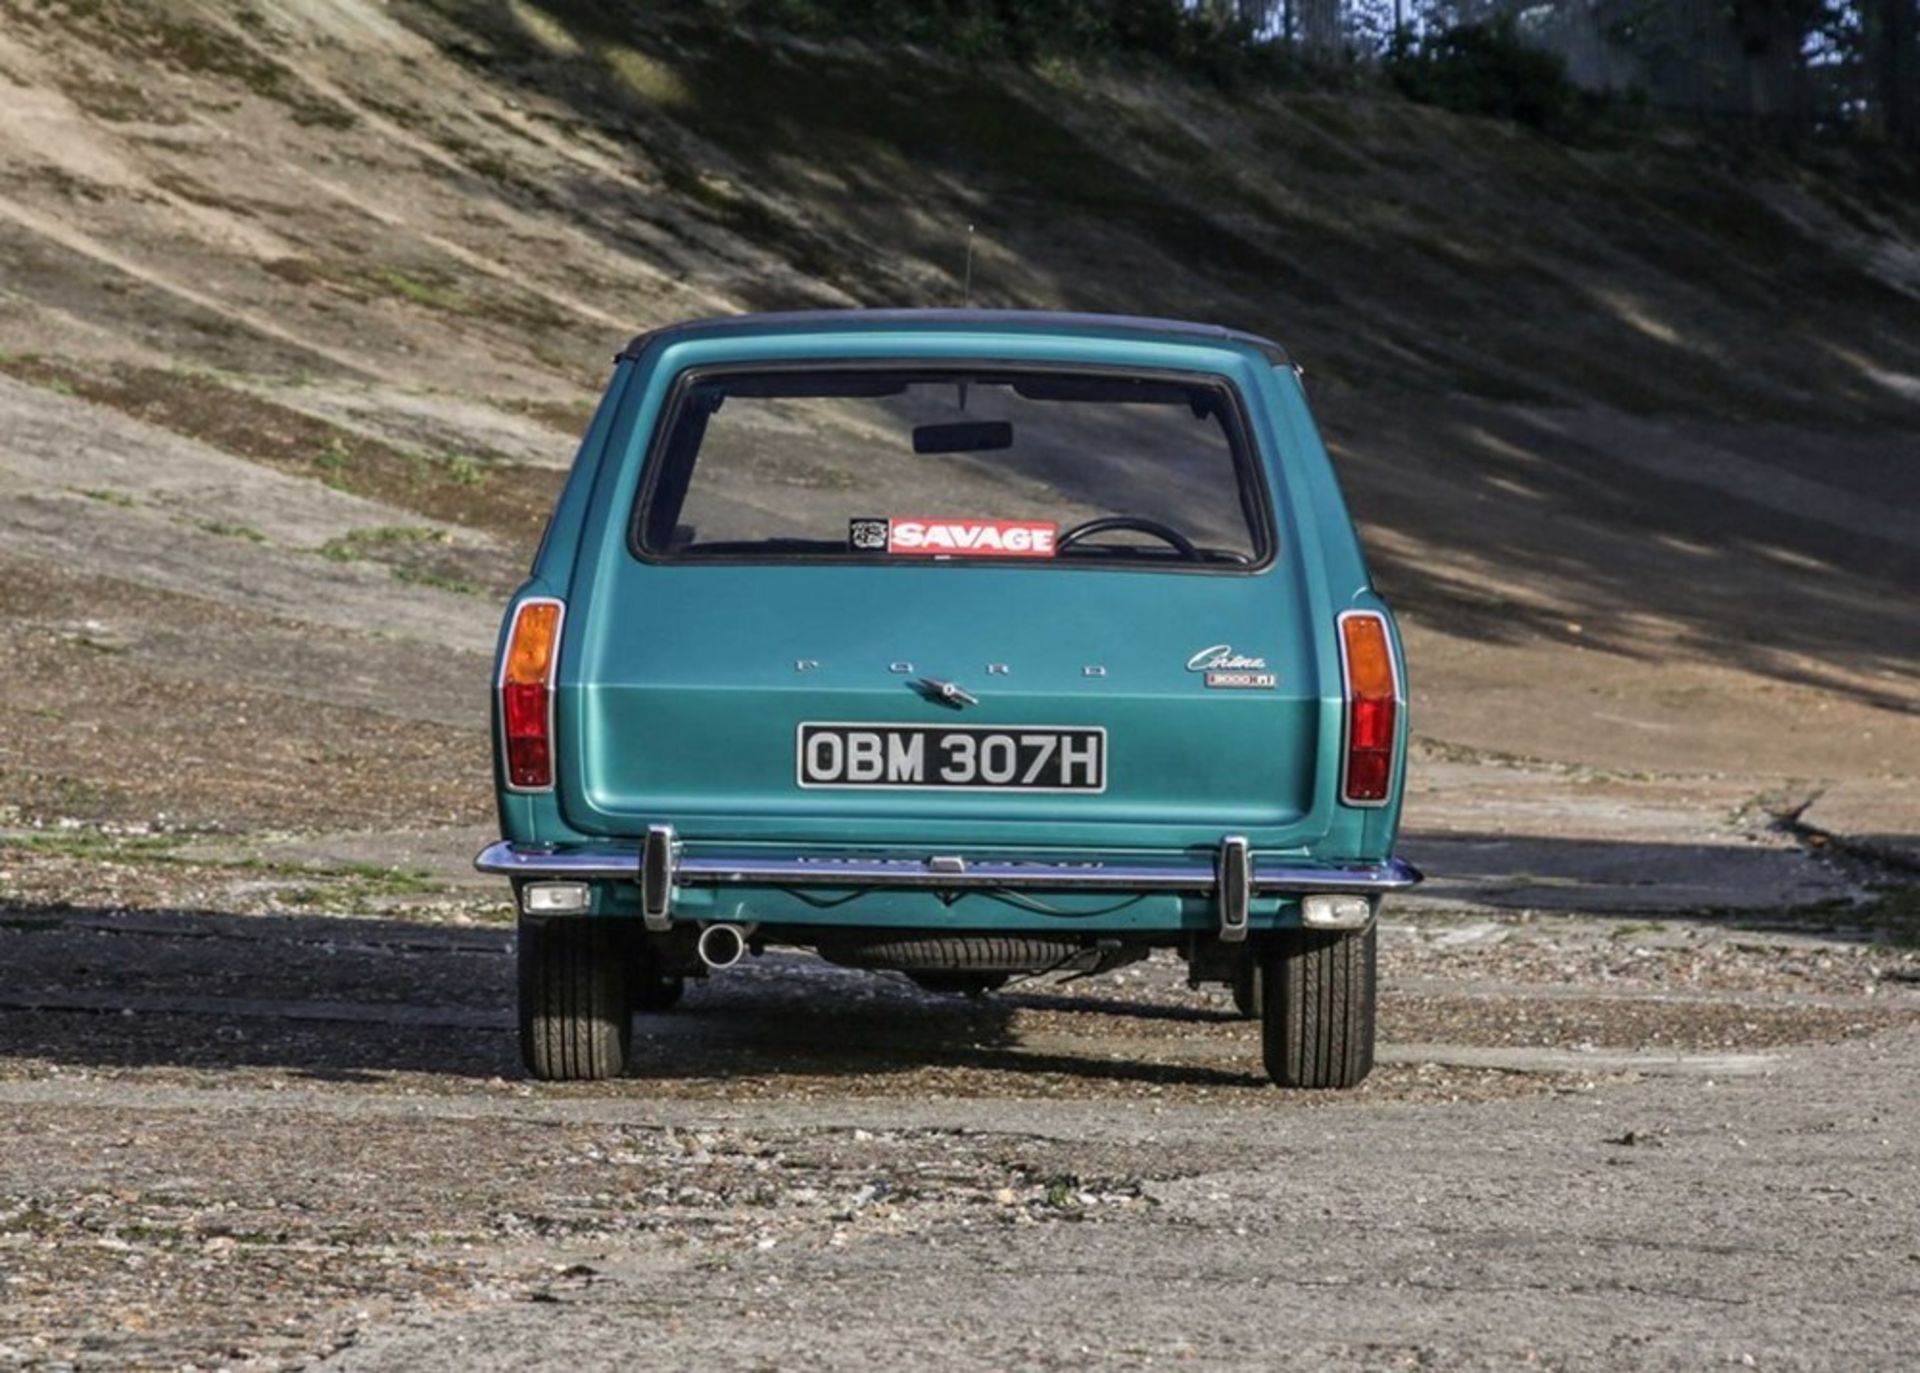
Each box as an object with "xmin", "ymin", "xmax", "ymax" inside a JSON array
[{"xmin": 913, "ymin": 421, "xmax": 1013, "ymax": 455}]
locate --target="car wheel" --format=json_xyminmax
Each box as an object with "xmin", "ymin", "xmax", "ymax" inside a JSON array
[
  {"xmin": 906, "ymin": 971, "xmax": 1010, "ymax": 997},
  {"xmin": 518, "ymin": 917, "xmax": 632, "ymax": 1081},
  {"xmin": 1230, "ymin": 955, "xmax": 1263, "ymax": 1020},
  {"xmin": 1259, "ymin": 924, "xmax": 1375, "ymax": 1089}
]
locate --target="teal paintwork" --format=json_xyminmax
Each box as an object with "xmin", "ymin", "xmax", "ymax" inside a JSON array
[{"xmin": 491, "ymin": 314, "xmax": 1408, "ymax": 931}]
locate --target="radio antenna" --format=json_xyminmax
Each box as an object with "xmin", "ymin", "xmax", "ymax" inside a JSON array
[{"xmin": 962, "ymin": 224, "xmax": 975, "ymax": 308}]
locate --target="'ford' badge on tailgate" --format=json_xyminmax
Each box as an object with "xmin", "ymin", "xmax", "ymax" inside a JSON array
[{"xmin": 1187, "ymin": 645, "xmax": 1276, "ymax": 689}]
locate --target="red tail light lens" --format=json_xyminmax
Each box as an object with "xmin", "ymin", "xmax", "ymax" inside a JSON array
[
  {"xmin": 1340, "ymin": 611, "xmax": 1399, "ymax": 805},
  {"xmin": 500, "ymin": 599, "xmax": 563, "ymax": 790}
]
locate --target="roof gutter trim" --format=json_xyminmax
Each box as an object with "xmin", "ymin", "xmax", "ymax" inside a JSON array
[{"xmin": 616, "ymin": 309, "xmax": 1290, "ymax": 367}]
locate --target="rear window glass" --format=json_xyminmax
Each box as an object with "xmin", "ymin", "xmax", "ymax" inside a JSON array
[{"xmin": 632, "ymin": 368, "xmax": 1267, "ymax": 569}]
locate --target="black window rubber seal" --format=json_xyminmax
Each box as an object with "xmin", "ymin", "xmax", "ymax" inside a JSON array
[{"xmin": 624, "ymin": 358, "xmax": 1280, "ymax": 577}]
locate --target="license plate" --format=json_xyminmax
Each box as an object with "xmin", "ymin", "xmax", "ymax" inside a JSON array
[{"xmin": 797, "ymin": 723, "xmax": 1106, "ymax": 792}]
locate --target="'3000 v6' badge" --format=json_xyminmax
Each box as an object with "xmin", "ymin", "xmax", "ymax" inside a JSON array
[{"xmin": 1188, "ymin": 644, "xmax": 1276, "ymax": 690}]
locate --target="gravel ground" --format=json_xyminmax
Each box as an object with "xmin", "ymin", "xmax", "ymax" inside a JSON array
[
  {"xmin": 2, "ymin": 842, "xmax": 1917, "ymax": 1369},
  {"xmin": 0, "ymin": 9, "xmax": 1913, "ymax": 1360}
]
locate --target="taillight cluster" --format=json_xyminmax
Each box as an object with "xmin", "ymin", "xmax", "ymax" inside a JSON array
[
  {"xmin": 1339, "ymin": 611, "xmax": 1399, "ymax": 805},
  {"xmin": 500, "ymin": 599, "xmax": 563, "ymax": 790}
]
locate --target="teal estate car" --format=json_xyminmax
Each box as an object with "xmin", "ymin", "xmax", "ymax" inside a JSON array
[{"xmin": 479, "ymin": 309, "xmax": 1419, "ymax": 1087}]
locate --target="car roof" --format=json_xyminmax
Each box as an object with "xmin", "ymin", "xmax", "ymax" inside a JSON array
[{"xmin": 618, "ymin": 309, "xmax": 1290, "ymax": 366}]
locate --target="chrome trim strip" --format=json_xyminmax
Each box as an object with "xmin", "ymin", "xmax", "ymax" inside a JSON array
[
  {"xmin": 1254, "ymin": 858, "xmax": 1422, "ymax": 892},
  {"xmin": 476, "ymin": 844, "xmax": 638, "ymax": 880},
  {"xmin": 681, "ymin": 856, "xmax": 1206, "ymax": 890},
  {"xmin": 475, "ymin": 843, "xmax": 1422, "ymax": 894}
]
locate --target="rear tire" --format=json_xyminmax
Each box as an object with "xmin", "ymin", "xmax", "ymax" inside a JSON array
[
  {"xmin": 518, "ymin": 917, "xmax": 632, "ymax": 1081},
  {"xmin": 1259, "ymin": 924, "xmax": 1375, "ymax": 1089}
]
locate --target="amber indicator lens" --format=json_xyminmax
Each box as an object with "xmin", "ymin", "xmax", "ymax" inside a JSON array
[
  {"xmin": 1340, "ymin": 613, "xmax": 1397, "ymax": 803},
  {"xmin": 504, "ymin": 602, "xmax": 560, "ymax": 686}
]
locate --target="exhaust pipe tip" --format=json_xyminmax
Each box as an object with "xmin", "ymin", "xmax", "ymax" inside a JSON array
[{"xmin": 697, "ymin": 922, "xmax": 747, "ymax": 970}]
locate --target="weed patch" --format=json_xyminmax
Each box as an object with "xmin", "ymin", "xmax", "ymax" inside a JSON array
[
  {"xmin": 342, "ymin": 525, "xmax": 451, "ymax": 546},
  {"xmin": 1764, "ymin": 886, "xmax": 1920, "ymax": 946},
  {"xmin": 393, "ymin": 566, "xmax": 482, "ymax": 597},
  {"xmin": 0, "ymin": 829, "xmax": 450, "ymax": 906},
  {"xmin": 0, "ymin": 355, "xmax": 561, "ymax": 554},
  {"xmin": 264, "ymin": 257, "xmax": 572, "ymax": 334}
]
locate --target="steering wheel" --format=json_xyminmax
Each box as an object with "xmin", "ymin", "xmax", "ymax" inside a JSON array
[{"xmin": 1057, "ymin": 515, "xmax": 1201, "ymax": 561}]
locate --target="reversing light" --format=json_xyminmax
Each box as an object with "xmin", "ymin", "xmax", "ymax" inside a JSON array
[
  {"xmin": 1339, "ymin": 611, "xmax": 1399, "ymax": 805},
  {"xmin": 500, "ymin": 598, "xmax": 563, "ymax": 791},
  {"xmin": 1302, "ymin": 893, "xmax": 1373, "ymax": 929},
  {"xmin": 522, "ymin": 881, "xmax": 590, "ymax": 915}
]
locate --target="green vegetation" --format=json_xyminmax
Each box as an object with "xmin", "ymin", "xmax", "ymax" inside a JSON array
[
  {"xmin": 76, "ymin": 487, "xmax": 136, "ymax": 507},
  {"xmin": 332, "ymin": 860, "xmax": 447, "ymax": 897},
  {"xmin": 1, "ymin": 830, "xmax": 184, "ymax": 863},
  {"xmin": 0, "ymin": 1205, "xmax": 55, "ymax": 1237},
  {"xmin": 312, "ymin": 434, "xmax": 351, "ymax": 489},
  {"xmin": 441, "ymin": 454, "xmax": 486, "ymax": 487},
  {"xmin": 1042, "ymin": 1175, "xmax": 1082, "ymax": 1210},
  {"xmin": 338, "ymin": 524, "xmax": 452, "ymax": 546},
  {"xmin": 393, "ymin": 565, "xmax": 482, "ymax": 597},
  {"xmin": 734, "ymin": 0, "xmax": 1267, "ymax": 74},
  {"xmin": 203, "ymin": 520, "xmax": 267, "ymax": 542},
  {"xmin": 315, "ymin": 525, "xmax": 486, "ymax": 595},
  {"xmin": 1849, "ymin": 885, "xmax": 1920, "ymax": 945},
  {"xmin": 0, "ymin": 828, "xmax": 449, "ymax": 906},
  {"xmin": 0, "ymin": 353, "xmax": 561, "ymax": 555},
  {"xmin": 5, "ymin": 0, "xmax": 357, "ymax": 127},
  {"xmin": 1385, "ymin": 18, "xmax": 1597, "ymax": 138},
  {"xmin": 372, "ymin": 266, "xmax": 464, "ymax": 311},
  {"xmin": 1769, "ymin": 886, "xmax": 1920, "ymax": 946},
  {"xmin": 263, "ymin": 255, "xmax": 571, "ymax": 333}
]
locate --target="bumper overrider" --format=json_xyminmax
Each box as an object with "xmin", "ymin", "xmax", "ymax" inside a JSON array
[{"xmin": 477, "ymin": 828, "xmax": 1422, "ymax": 940}]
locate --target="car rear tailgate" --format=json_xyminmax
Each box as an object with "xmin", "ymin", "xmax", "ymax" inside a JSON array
[{"xmin": 556, "ymin": 562, "xmax": 1341, "ymax": 850}]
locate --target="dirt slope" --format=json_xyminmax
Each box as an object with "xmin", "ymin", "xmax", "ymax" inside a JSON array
[{"xmin": 0, "ymin": 0, "xmax": 1915, "ymax": 834}]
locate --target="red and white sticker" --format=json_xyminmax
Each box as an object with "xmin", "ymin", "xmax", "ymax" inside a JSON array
[{"xmin": 885, "ymin": 518, "xmax": 1058, "ymax": 558}]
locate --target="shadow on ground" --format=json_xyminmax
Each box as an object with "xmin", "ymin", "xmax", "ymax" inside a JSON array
[
  {"xmin": 3, "ymin": 827, "xmax": 1912, "ymax": 1085},
  {"xmin": 0, "ymin": 903, "xmax": 1270, "ymax": 1088},
  {"xmin": 1398, "ymin": 829, "xmax": 1886, "ymax": 917}
]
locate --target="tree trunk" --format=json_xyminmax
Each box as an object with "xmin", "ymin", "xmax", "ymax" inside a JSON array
[
  {"xmin": 1296, "ymin": 0, "xmax": 1342, "ymax": 56},
  {"xmin": 1885, "ymin": 0, "xmax": 1920, "ymax": 147}
]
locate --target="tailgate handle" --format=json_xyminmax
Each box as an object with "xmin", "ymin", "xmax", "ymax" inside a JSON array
[{"xmin": 1217, "ymin": 835, "xmax": 1250, "ymax": 943}]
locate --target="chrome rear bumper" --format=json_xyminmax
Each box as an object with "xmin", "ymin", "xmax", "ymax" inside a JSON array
[{"xmin": 476, "ymin": 838, "xmax": 1421, "ymax": 898}]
